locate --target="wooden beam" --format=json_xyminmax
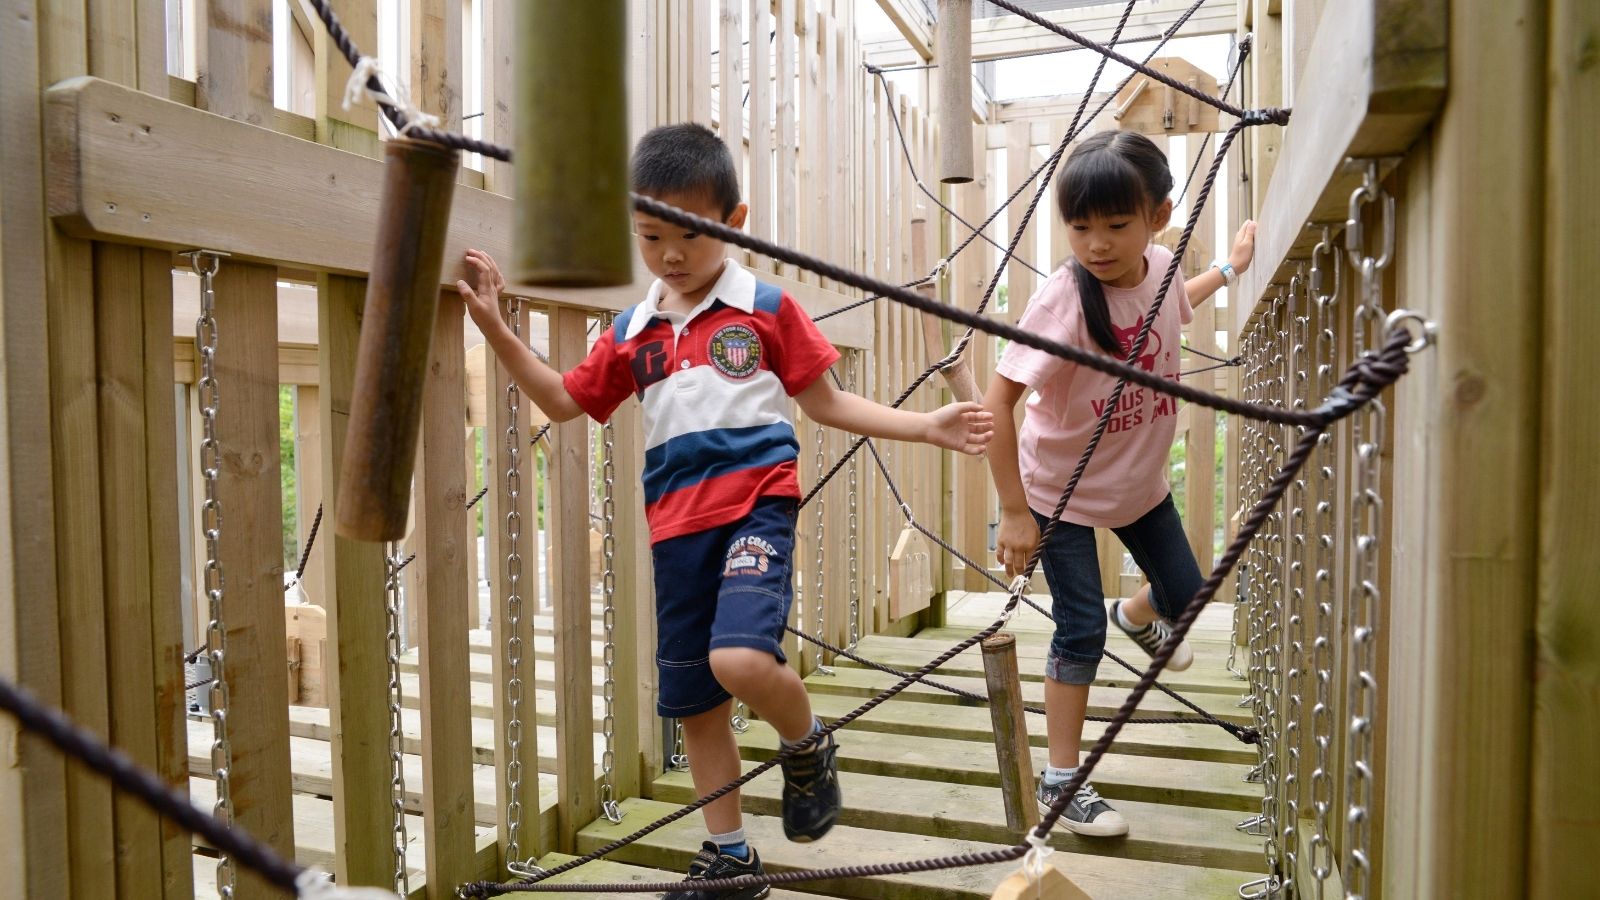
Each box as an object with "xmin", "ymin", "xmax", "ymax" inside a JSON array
[
  {"xmin": 44, "ymin": 77, "xmax": 876, "ymax": 349},
  {"xmin": 873, "ymin": 0, "xmax": 934, "ymax": 61},
  {"xmin": 315, "ymin": 273, "xmax": 392, "ymax": 888},
  {"xmin": 1231, "ymin": 0, "xmax": 1445, "ymax": 333},
  {"xmin": 1530, "ymin": 1, "xmax": 1600, "ymax": 891},
  {"xmin": 865, "ymin": 0, "xmax": 1238, "ymax": 68},
  {"xmin": 414, "ymin": 291, "xmax": 476, "ymax": 897}
]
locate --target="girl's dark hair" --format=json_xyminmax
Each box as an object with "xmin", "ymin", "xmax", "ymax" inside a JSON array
[{"xmin": 1054, "ymin": 130, "xmax": 1173, "ymax": 355}]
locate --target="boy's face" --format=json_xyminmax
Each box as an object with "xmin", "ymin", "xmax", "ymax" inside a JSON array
[{"xmin": 632, "ymin": 191, "xmax": 748, "ymax": 304}]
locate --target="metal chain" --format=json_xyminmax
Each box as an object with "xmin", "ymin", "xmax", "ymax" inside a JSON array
[
  {"xmin": 1308, "ymin": 226, "xmax": 1341, "ymax": 900},
  {"xmin": 502, "ymin": 296, "xmax": 537, "ymax": 876},
  {"xmin": 846, "ymin": 353, "xmax": 861, "ymax": 650},
  {"xmin": 599, "ymin": 365, "xmax": 624, "ymax": 825},
  {"xmin": 670, "ymin": 720, "xmax": 689, "ymax": 771},
  {"xmin": 811, "ymin": 422, "xmax": 832, "ymax": 675},
  {"xmin": 1280, "ymin": 266, "xmax": 1311, "ymax": 894},
  {"xmin": 1262, "ymin": 299, "xmax": 1286, "ymax": 879},
  {"xmin": 187, "ymin": 250, "xmax": 235, "ymax": 899},
  {"xmin": 384, "ymin": 541, "xmax": 412, "ymax": 894},
  {"xmin": 1343, "ymin": 162, "xmax": 1394, "ymax": 900}
]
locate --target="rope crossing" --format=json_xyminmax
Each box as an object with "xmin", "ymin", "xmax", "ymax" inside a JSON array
[{"xmin": 0, "ymin": 2, "xmax": 1442, "ymax": 899}]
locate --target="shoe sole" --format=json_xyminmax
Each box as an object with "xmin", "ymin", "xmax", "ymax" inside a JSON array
[
  {"xmin": 783, "ymin": 806, "xmax": 840, "ymax": 843},
  {"xmin": 1036, "ymin": 798, "xmax": 1130, "ymax": 837}
]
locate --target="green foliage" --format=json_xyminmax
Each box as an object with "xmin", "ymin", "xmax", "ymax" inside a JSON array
[{"xmin": 280, "ymin": 386, "xmax": 297, "ymax": 571}]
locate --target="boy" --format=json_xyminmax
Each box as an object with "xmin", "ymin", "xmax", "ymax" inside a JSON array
[{"xmin": 461, "ymin": 123, "xmax": 992, "ymax": 898}]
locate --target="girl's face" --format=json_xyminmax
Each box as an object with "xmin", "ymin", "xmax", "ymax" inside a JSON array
[{"xmin": 1065, "ymin": 197, "xmax": 1173, "ymax": 290}]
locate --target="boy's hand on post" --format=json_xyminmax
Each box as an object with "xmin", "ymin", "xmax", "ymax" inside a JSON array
[
  {"xmin": 923, "ymin": 401, "xmax": 995, "ymax": 456},
  {"xmin": 1228, "ymin": 220, "xmax": 1257, "ymax": 275},
  {"xmin": 458, "ymin": 248, "xmax": 507, "ymax": 331},
  {"xmin": 995, "ymin": 510, "xmax": 1040, "ymax": 580}
]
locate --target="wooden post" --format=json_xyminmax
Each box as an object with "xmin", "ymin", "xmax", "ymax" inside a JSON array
[
  {"xmin": 935, "ymin": 0, "xmax": 973, "ymax": 183},
  {"xmin": 295, "ymin": 385, "xmax": 326, "ymax": 603},
  {"xmin": 210, "ymin": 260, "xmax": 297, "ymax": 900},
  {"xmin": 980, "ymin": 633, "xmax": 1038, "ymax": 832},
  {"xmin": 514, "ymin": 2, "xmax": 632, "ymax": 287},
  {"xmin": 1529, "ymin": 0, "xmax": 1600, "ymax": 891},
  {"xmin": 315, "ymin": 274, "xmax": 392, "ymax": 888},
  {"xmin": 336, "ymin": 138, "xmax": 461, "ymax": 542},
  {"xmin": 414, "ymin": 291, "xmax": 475, "ymax": 897},
  {"xmin": 548, "ymin": 306, "xmax": 597, "ymax": 849}
]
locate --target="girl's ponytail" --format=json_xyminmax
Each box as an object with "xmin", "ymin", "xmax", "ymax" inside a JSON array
[{"xmin": 1054, "ymin": 131, "xmax": 1174, "ymax": 357}]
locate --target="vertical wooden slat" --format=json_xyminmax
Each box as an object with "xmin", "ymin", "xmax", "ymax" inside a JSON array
[
  {"xmin": 775, "ymin": 0, "xmax": 797, "ymax": 277},
  {"xmin": 195, "ymin": 0, "xmax": 273, "ymax": 124},
  {"xmin": 37, "ymin": 3, "xmax": 115, "ymax": 895},
  {"xmin": 1004, "ymin": 120, "xmax": 1036, "ymax": 324},
  {"xmin": 822, "ymin": 11, "xmax": 840, "ymax": 281},
  {"xmin": 609, "ymin": 395, "xmax": 648, "ymax": 799},
  {"xmin": 316, "ymin": 273, "xmax": 391, "ymax": 888},
  {"xmin": 1184, "ymin": 135, "xmax": 1217, "ymax": 575},
  {"xmin": 547, "ymin": 307, "xmax": 596, "ymax": 850},
  {"xmin": 796, "ymin": 0, "xmax": 818, "ymax": 282},
  {"xmin": 411, "ymin": 0, "xmax": 463, "ymax": 130},
  {"xmin": 210, "ymin": 260, "xmax": 296, "ymax": 900},
  {"xmin": 0, "ymin": 0, "xmax": 71, "ymax": 892},
  {"xmin": 140, "ymin": 246, "xmax": 190, "ymax": 900},
  {"xmin": 483, "ymin": 0, "xmax": 513, "ymax": 194},
  {"xmin": 314, "ymin": 0, "xmax": 379, "ymax": 155},
  {"xmin": 691, "ymin": 0, "xmax": 714, "ymax": 124},
  {"xmin": 93, "ymin": 241, "xmax": 167, "ymax": 899},
  {"xmin": 718, "ymin": 0, "xmax": 743, "ymax": 177},
  {"xmin": 748, "ymin": 0, "xmax": 771, "ymax": 246},
  {"xmin": 414, "ymin": 292, "xmax": 475, "ymax": 897}
]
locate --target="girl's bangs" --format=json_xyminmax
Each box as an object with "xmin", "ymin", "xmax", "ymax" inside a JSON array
[{"xmin": 1058, "ymin": 150, "xmax": 1151, "ymax": 221}]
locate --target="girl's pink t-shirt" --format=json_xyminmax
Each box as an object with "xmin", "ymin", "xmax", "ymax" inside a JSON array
[{"xmin": 996, "ymin": 245, "xmax": 1193, "ymax": 528}]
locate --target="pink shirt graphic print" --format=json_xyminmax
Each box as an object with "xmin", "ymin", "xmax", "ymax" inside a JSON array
[{"xmin": 996, "ymin": 245, "xmax": 1194, "ymax": 528}]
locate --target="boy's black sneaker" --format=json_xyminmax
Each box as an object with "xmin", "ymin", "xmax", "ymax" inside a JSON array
[
  {"xmin": 662, "ymin": 841, "xmax": 771, "ymax": 900},
  {"xmin": 1036, "ymin": 776, "xmax": 1128, "ymax": 837},
  {"xmin": 1110, "ymin": 600, "xmax": 1193, "ymax": 671},
  {"xmin": 779, "ymin": 729, "xmax": 841, "ymax": 842}
]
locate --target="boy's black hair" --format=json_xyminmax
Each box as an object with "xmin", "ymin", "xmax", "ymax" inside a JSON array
[
  {"xmin": 1054, "ymin": 130, "xmax": 1174, "ymax": 357},
  {"xmin": 631, "ymin": 123, "xmax": 743, "ymax": 217}
]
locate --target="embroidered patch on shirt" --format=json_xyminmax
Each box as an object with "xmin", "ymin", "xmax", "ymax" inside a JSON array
[
  {"xmin": 708, "ymin": 324, "xmax": 762, "ymax": 379},
  {"xmin": 724, "ymin": 535, "xmax": 777, "ymax": 577}
]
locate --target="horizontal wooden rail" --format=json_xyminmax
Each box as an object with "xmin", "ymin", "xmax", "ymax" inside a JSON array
[
  {"xmin": 1231, "ymin": 0, "xmax": 1445, "ymax": 334},
  {"xmin": 44, "ymin": 76, "xmax": 876, "ymax": 349}
]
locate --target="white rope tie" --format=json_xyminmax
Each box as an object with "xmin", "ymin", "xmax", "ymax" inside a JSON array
[
  {"xmin": 342, "ymin": 55, "xmax": 442, "ymax": 137},
  {"xmin": 1023, "ymin": 829, "xmax": 1055, "ymax": 895},
  {"xmin": 296, "ymin": 868, "xmax": 400, "ymax": 899},
  {"xmin": 1009, "ymin": 573, "xmax": 1030, "ymax": 596}
]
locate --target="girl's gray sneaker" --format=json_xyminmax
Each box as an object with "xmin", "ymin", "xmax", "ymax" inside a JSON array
[
  {"xmin": 1036, "ymin": 776, "xmax": 1129, "ymax": 837},
  {"xmin": 1110, "ymin": 600, "xmax": 1194, "ymax": 672}
]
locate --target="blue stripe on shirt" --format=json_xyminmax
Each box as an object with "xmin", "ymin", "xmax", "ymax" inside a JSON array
[{"xmin": 642, "ymin": 423, "xmax": 800, "ymax": 504}]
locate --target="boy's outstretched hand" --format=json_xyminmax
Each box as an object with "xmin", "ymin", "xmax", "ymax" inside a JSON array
[
  {"xmin": 458, "ymin": 248, "xmax": 506, "ymax": 331},
  {"xmin": 924, "ymin": 402, "xmax": 995, "ymax": 456}
]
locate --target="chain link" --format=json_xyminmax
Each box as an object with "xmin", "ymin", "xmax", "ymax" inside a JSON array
[
  {"xmin": 846, "ymin": 353, "xmax": 861, "ymax": 650},
  {"xmin": 187, "ymin": 250, "xmax": 235, "ymax": 899},
  {"xmin": 1343, "ymin": 162, "xmax": 1393, "ymax": 900},
  {"xmin": 501, "ymin": 297, "xmax": 538, "ymax": 876},
  {"xmin": 1281, "ymin": 266, "xmax": 1311, "ymax": 894},
  {"xmin": 1308, "ymin": 226, "xmax": 1340, "ymax": 899},
  {"xmin": 811, "ymin": 422, "xmax": 832, "ymax": 675},
  {"xmin": 598, "ymin": 339, "xmax": 624, "ymax": 825},
  {"xmin": 670, "ymin": 720, "xmax": 690, "ymax": 771},
  {"xmin": 384, "ymin": 542, "xmax": 412, "ymax": 894}
]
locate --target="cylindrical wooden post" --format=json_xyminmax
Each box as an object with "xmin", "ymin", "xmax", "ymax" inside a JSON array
[
  {"xmin": 514, "ymin": 1, "xmax": 632, "ymax": 286},
  {"xmin": 936, "ymin": 0, "xmax": 974, "ymax": 184},
  {"xmin": 981, "ymin": 633, "xmax": 1039, "ymax": 832},
  {"xmin": 336, "ymin": 137, "xmax": 460, "ymax": 541}
]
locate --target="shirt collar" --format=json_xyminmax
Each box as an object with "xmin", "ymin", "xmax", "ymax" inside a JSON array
[{"xmin": 622, "ymin": 258, "xmax": 756, "ymax": 341}]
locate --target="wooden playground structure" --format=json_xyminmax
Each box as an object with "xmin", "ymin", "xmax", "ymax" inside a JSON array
[{"xmin": 0, "ymin": 0, "xmax": 1594, "ymax": 898}]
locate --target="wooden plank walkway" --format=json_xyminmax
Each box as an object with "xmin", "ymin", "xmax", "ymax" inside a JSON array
[
  {"xmin": 533, "ymin": 591, "xmax": 1267, "ymax": 898},
  {"xmin": 184, "ymin": 591, "xmax": 1263, "ymax": 898}
]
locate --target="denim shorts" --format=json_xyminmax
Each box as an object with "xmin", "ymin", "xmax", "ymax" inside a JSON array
[
  {"xmin": 651, "ymin": 496, "xmax": 797, "ymax": 717},
  {"xmin": 1030, "ymin": 493, "xmax": 1202, "ymax": 685}
]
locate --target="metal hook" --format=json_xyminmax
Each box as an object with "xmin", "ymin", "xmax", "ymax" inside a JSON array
[
  {"xmin": 181, "ymin": 248, "xmax": 230, "ymax": 278},
  {"xmin": 1383, "ymin": 309, "xmax": 1438, "ymax": 354}
]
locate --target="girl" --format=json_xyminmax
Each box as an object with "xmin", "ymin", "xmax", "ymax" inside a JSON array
[{"xmin": 984, "ymin": 130, "xmax": 1255, "ymax": 837}]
